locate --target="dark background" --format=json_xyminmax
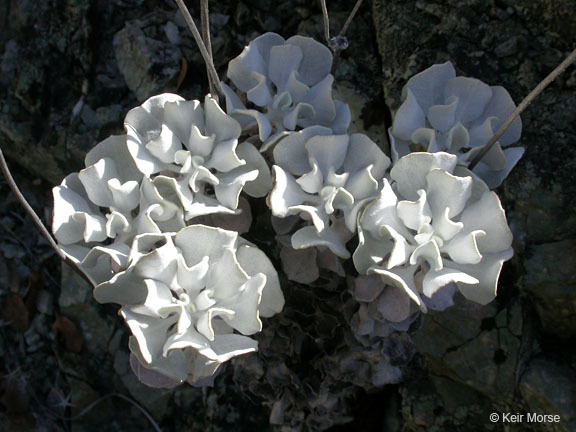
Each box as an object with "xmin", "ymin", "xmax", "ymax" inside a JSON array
[{"xmin": 0, "ymin": 0, "xmax": 574, "ymax": 430}]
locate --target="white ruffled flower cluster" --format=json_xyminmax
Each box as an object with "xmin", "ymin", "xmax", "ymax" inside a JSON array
[
  {"xmin": 125, "ymin": 93, "xmax": 272, "ymax": 216},
  {"xmin": 268, "ymin": 126, "xmax": 390, "ymax": 258},
  {"xmin": 53, "ymin": 93, "xmax": 272, "ymax": 283},
  {"xmin": 389, "ymin": 62, "xmax": 524, "ymax": 188},
  {"xmin": 223, "ymin": 32, "xmax": 350, "ymax": 149},
  {"xmin": 237, "ymin": 51, "xmax": 518, "ymax": 329},
  {"xmin": 53, "ymin": 92, "xmax": 282, "ymax": 385},
  {"xmin": 353, "ymin": 152, "xmax": 514, "ymax": 311},
  {"xmin": 94, "ymin": 225, "xmax": 284, "ymax": 386},
  {"xmin": 52, "ymin": 134, "xmax": 168, "ymax": 285},
  {"xmin": 53, "ymin": 31, "xmax": 522, "ymax": 386}
]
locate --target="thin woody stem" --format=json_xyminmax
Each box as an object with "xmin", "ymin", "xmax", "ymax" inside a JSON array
[
  {"xmin": 320, "ymin": 0, "xmax": 330, "ymax": 44},
  {"xmin": 337, "ymin": 0, "xmax": 364, "ymax": 38},
  {"xmin": 200, "ymin": 0, "xmax": 217, "ymax": 100},
  {"xmin": 0, "ymin": 147, "xmax": 95, "ymax": 288},
  {"xmin": 0, "ymin": 148, "xmax": 64, "ymax": 260},
  {"xmin": 174, "ymin": 0, "xmax": 224, "ymax": 102},
  {"xmin": 468, "ymin": 47, "xmax": 576, "ymax": 170}
]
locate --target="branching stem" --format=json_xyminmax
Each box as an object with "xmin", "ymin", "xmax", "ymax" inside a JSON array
[
  {"xmin": 337, "ymin": 0, "xmax": 364, "ymax": 38},
  {"xmin": 320, "ymin": 0, "xmax": 331, "ymax": 44},
  {"xmin": 468, "ymin": 47, "xmax": 576, "ymax": 170},
  {"xmin": 200, "ymin": 0, "xmax": 217, "ymax": 100},
  {"xmin": 174, "ymin": 0, "xmax": 224, "ymax": 102}
]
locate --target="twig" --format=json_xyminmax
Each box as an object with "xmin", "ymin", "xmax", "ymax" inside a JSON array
[
  {"xmin": 174, "ymin": 0, "xmax": 224, "ymax": 102},
  {"xmin": 0, "ymin": 147, "xmax": 95, "ymax": 288},
  {"xmin": 322, "ymin": 0, "xmax": 364, "ymax": 52},
  {"xmin": 468, "ymin": 47, "xmax": 576, "ymax": 170},
  {"xmin": 320, "ymin": 0, "xmax": 331, "ymax": 44},
  {"xmin": 0, "ymin": 148, "xmax": 65, "ymax": 260},
  {"xmin": 200, "ymin": 0, "xmax": 218, "ymax": 100},
  {"xmin": 337, "ymin": 0, "xmax": 364, "ymax": 38}
]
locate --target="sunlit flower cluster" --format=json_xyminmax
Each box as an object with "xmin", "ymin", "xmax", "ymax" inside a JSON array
[{"xmin": 53, "ymin": 32, "xmax": 522, "ymax": 388}]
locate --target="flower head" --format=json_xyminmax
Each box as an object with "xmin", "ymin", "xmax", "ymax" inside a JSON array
[
  {"xmin": 94, "ymin": 225, "xmax": 284, "ymax": 385},
  {"xmin": 390, "ymin": 62, "xmax": 524, "ymax": 188},
  {"xmin": 268, "ymin": 127, "xmax": 390, "ymax": 258},
  {"xmin": 52, "ymin": 134, "xmax": 187, "ymax": 284},
  {"xmin": 223, "ymin": 33, "xmax": 350, "ymax": 148},
  {"xmin": 354, "ymin": 152, "xmax": 514, "ymax": 310},
  {"xmin": 125, "ymin": 93, "xmax": 272, "ymax": 217}
]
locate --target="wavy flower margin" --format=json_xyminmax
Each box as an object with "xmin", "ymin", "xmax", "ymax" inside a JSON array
[{"xmin": 268, "ymin": 127, "xmax": 390, "ymax": 258}]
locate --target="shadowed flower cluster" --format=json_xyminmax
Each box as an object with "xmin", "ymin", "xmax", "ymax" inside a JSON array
[{"xmin": 389, "ymin": 62, "xmax": 524, "ymax": 188}]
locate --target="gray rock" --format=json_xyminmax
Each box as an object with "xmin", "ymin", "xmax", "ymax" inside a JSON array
[
  {"xmin": 414, "ymin": 294, "xmax": 522, "ymax": 401},
  {"xmin": 114, "ymin": 19, "xmax": 182, "ymax": 102},
  {"xmin": 35, "ymin": 289, "xmax": 54, "ymax": 315},
  {"xmin": 58, "ymin": 264, "xmax": 91, "ymax": 307},
  {"xmin": 520, "ymin": 358, "xmax": 576, "ymax": 432},
  {"xmin": 524, "ymin": 240, "xmax": 576, "ymax": 338},
  {"xmin": 59, "ymin": 265, "xmax": 114, "ymax": 354}
]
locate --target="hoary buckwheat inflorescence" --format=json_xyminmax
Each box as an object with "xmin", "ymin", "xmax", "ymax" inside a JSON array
[{"xmin": 52, "ymin": 31, "xmax": 520, "ymax": 389}]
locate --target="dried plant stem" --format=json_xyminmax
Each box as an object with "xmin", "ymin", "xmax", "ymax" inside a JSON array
[
  {"xmin": 0, "ymin": 147, "xmax": 95, "ymax": 288},
  {"xmin": 337, "ymin": 0, "xmax": 364, "ymax": 38},
  {"xmin": 174, "ymin": 0, "xmax": 224, "ymax": 102},
  {"xmin": 200, "ymin": 0, "xmax": 213, "ymax": 61},
  {"xmin": 468, "ymin": 47, "xmax": 576, "ymax": 170},
  {"xmin": 320, "ymin": 0, "xmax": 331, "ymax": 44},
  {"xmin": 200, "ymin": 0, "xmax": 217, "ymax": 100},
  {"xmin": 0, "ymin": 148, "xmax": 64, "ymax": 259}
]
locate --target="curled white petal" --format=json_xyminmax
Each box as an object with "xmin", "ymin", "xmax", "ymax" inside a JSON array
[{"xmin": 270, "ymin": 129, "xmax": 388, "ymax": 257}]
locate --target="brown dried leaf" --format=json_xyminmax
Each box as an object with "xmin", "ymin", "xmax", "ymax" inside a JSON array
[
  {"xmin": 0, "ymin": 378, "xmax": 30, "ymax": 414},
  {"xmin": 176, "ymin": 57, "xmax": 188, "ymax": 91},
  {"xmin": 1, "ymin": 294, "xmax": 29, "ymax": 332},
  {"xmin": 53, "ymin": 314, "xmax": 84, "ymax": 353}
]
